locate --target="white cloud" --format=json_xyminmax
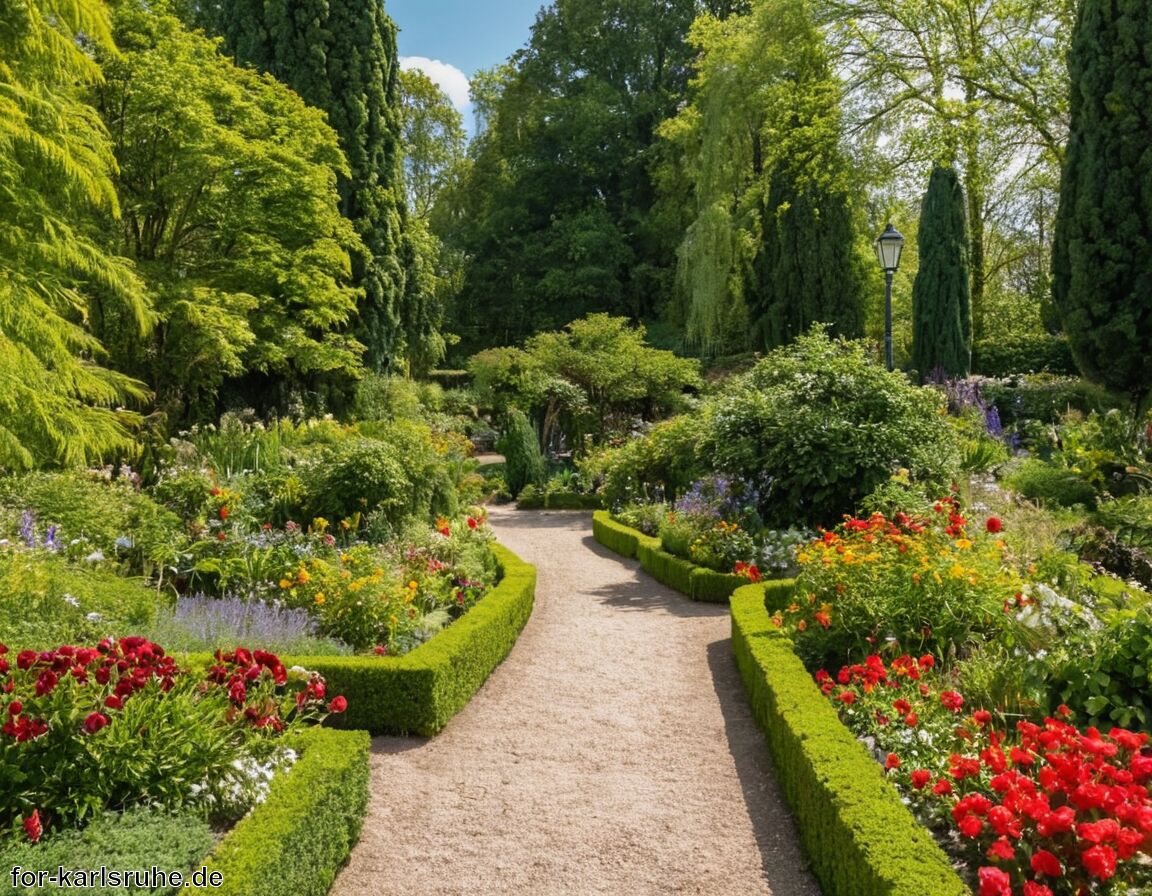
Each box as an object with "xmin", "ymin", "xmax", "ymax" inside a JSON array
[{"xmin": 400, "ymin": 57, "xmax": 472, "ymax": 114}]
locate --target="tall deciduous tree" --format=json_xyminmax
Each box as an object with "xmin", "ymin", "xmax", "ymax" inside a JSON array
[
  {"xmin": 95, "ymin": 1, "xmax": 364, "ymax": 421},
  {"xmin": 440, "ymin": 0, "xmax": 744, "ymax": 355},
  {"xmin": 197, "ymin": 0, "xmax": 411, "ymax": 372},
  {"xmin": 0, "ymin": 0, "xmax": 151, "ymax": 467},
  {"xmin": 1051, "ymin": 0, "xmax": 1152, "ymax": 412},
  {"xmin": 911, "ymin": 166, "xmax": 971, "ymax": 380}
]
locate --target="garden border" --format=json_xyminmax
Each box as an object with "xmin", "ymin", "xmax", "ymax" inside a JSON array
[
  {"xmin": 294, "ymin": 544, "xmax": 535, "ymax": 736},
  {"xmin": 189, "ymin": 726, "xmax": 370, "ymax": 896},
  {"xmin": 591, "ymin": 510, "xmax": 743, "ymax": 603},
  {"xmin": 730, "ymin": 583, "xmax": 970, "ymax": 896}
]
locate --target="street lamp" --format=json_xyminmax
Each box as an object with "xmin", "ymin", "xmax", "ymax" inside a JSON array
[{"xmin": 875, "ymin": 223, "xmax": 905, "ymax": 372}]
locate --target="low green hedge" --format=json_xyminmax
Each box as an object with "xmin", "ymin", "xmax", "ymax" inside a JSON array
[
  {"xmin": 593, "ymin": 511, "xmax": 744, "ymax": 603},
  {"xmin": 730, "ymin": 585, "xmax": 969, "ymax": 896},
  {"xmin": 187, "ymin": 544, "xmax": 535, "ymax": 736},
  {"xmin": 302, "ymin": 544, "xmax": 534, "ymax": 735},
  {"xmin": 190, "ymin": 726, "xmax": 370, "ymax": 896}
]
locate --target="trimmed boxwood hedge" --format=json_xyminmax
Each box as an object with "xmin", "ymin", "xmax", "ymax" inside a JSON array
[
  {"xmin": 593, "ymin": 511, "xmax": 744, "ymax": 603},
  {"xmin": 516, "ymin": 490, "xmax": 602, "ymax": 510},
  {"xmin": 189, "ymin": 726, "xmax": 370, "ymax": 896},
  {"xmin": 730, "ymin": 585, "xmax": 969, "ymax": 896},
  {"xmin": 300, "ymin": 544, "xmax": 534, "ymax": 735},
  {"xmin": 189, "ymin": 544, "xmax": 535, "ymax": 736}
]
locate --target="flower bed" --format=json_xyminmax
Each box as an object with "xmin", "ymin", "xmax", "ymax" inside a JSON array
[
  {"xmin": 200, "ymin": 543, "xmax": 537, "ymax": 736},
  {"xmin": 592, "ymin": 511, "xmax": 744, "ymax": 603},
  {"xmin": 730, "ymin": 583, "xmax": 970, "ymax": 896}
]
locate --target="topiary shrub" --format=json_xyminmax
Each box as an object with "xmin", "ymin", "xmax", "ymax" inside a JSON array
[
  {"xmin": 706, "ymin": 329, "xmax": 958, "ymax": 529},
  {"xmin": 497, "ymin": 410, "xmax": 546, "ymax": 498}
]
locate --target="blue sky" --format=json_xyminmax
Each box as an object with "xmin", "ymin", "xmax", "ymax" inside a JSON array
[{"xmin": 388, "ymin": 0, "xmax": 545, "ymax": 124}]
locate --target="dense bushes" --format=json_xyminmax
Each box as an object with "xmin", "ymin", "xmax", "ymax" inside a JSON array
[
  {"xmin": 980, "ymin": 375, "xmax": 1117, "ymax": 426},
  {"xmin": 1003, "ymin": 458, "xmax": 1098, "ymax": 509},
  {"xmin": 971, "ymin": 334, "xmax": 1077, "ymax": 377},
  {"xmin": 707, "ymin": 330, "xmax": 958, "ymax": 527}
]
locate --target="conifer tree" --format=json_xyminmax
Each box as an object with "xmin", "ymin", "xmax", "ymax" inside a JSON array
[
  {"xmin": 1051, "ymin": 0, "xmax": 1152, "ymax": 412},
  {"xmin": 201, "ymin": 0, "xmax": 409, "ymax": 372},
  {"xmin": 911, "ymin": 166, "xmax": 972, "ymax": 380}
]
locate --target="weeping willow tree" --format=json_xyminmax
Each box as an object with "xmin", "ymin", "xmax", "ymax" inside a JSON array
[
  {"xmin": 661, "ymin": 0, "xmax": 862, "ymax": 357},
  {"xmin": 0, "ymin": 0, "xmax": 151, "ymax": 468}
]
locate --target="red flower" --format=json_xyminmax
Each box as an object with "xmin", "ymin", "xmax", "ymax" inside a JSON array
[
  {"xmin": 933, "ymin": 778, "xmax": 954, "ymax": 796},
  {"xmin": 104, "ymin": 694, "xmax": 123, "ymax": 710},
  {"xmin": 977, "ymin": 865, "xmax": 1011, "ymax": 896},
  {"xmin": 885, "ymin": 753, "xmax": 901, "ymax": 770},
  {"xmin": 1031, "ymin": 849, "xmax": 1062, "ymax": 877},
  {"xmin": 7, "ymin": 701, "xmax": 22, "ymax": 717},
  {"xmin": 217, "ymin": 531, "xmax": 227, "ymax": 541},
  {"xmin": 747, "ymin": 565, "xmax": 762, "ymax": 583},
  {"xmin": 910, "ymin": 769, "xmax": 932, "ymax": 790},
  {"xmin": 1022, "ymin": 883, "xmax": 1054, "ymax": 896},
  {"xmin": 814, "ymin": 610, "xmax": 831, "ymax": 629},
  {"xmin": 467, "ymin": 517, "xmax": 479, "ymax": 530},
  {"xmin": 219, "ymin": 506, "xmax": 229, "ymax": 521},
  {"xmin": 83, "ymin": 712, "xmax": 109, "ymax": 734},
  {"xmin": 986, "ymin": 517, "xmax": 1003, "ymax": 534},
  {"xmin": 940, "ymin": 690, "xmax": 965, "ymax": 712},
  {"xmin": 22, "ymin": 810, "xmax": 41, "ymax": 844},
  {"xmin": 327, "ymin": 696, "xmax": 348, "ymax": 714},
  {"xmin": 836, "ymin": 690, "xmax": 856, "ymax": 705},
  {"xmin": 986, "ymin": 838, "xmax": 1015, "ymax": 860},
  {"xmin": 373, "ymin": 645, "xmax": 387, "ymax": 656},
  {"xmin": 973, "ymin": 709, "xmax": 992, "ymax": 727},
  {"xmin": 959, "ymin": 815, "xmax": 984, "ymax": 838},
  {"xmin": 1081, "ymin": 844, "xmax": 1117, "ymax": 880}
]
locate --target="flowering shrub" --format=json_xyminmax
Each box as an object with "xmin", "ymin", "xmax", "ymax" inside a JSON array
[
  {"xmin": 783, "ymin": 500, "xmax": 1021, "ymax": 667},
  {"xmin": 0, "ymin": 638, "xmax": 343, "ymax": 839},
  {"xmin": 821, "ymin": 656, "xmax": 1152, "ymax": 895}
]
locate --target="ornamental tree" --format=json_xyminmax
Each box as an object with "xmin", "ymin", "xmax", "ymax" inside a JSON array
[
  {"xmin": 911, "ymin": 166, "xmax": 972, "ymax": 381},
  {"xmin": 1051, "ymin": 0, "xmax": 1152, "ymax": 413}
]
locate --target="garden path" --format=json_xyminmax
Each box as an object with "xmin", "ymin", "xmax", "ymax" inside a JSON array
[{"xmin": 331, "ymin": 508, "xmax": 820, "ymax": 896}]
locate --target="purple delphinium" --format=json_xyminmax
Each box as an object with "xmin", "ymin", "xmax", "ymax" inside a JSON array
[{"xmin": 19, "ymin": 510, "xmax": 35, "ymax": 549}]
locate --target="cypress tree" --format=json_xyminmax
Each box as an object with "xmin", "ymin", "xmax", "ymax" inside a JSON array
[
  {"xmin": 1051, "ymin": 0, "xmax": 1152, "ymax": 412},
  {"xmin": 911, "ymin": 165, "xmax": 972, "ymax": 380},
  {"xmin": 750, "ymin": 156, "xmax": 865, "ymax": 350},
  {"xmin": 201, "ymin": 0, "xmax": 409, "ymax": 372}
]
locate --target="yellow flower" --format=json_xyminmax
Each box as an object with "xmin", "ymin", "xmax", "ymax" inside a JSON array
[
  {"xmin": 279, "ymin": 579, "xmax": 291, "ymax": 589},
  {"xmin": 955, "ymin": 538, "xmax": 973, "ymax": 550},
  {"xmin": 297, "ymin": 569, "xmax": 311, "ymax": 584},
  {"xmin": 314, "ymin": 593, "xmax": 326, "ymax": 605},
  {"xmin": 408, "ymin": 580, "xmax": 419, "ymax": 591},
  {"xmin": 389, "ymin": 614, "xmax": 398, "ymax": 627}
]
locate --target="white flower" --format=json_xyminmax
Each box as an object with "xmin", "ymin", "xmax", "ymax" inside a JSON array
[
  {"xmin": 86, "ymin": 612, "xmax": 103, "ymax": 623},
  {"xmin": 86, "ymin": 550, "xmax": 105, "ymax": 563},
  {"xmin": 62, "ymin": 593, "xmax": 80, "ymax": 607}
]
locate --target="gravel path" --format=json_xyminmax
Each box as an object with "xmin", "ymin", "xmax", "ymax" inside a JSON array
[{"xmin": 331, "ymin": 508, "xmax": 820, "ymax": 896}]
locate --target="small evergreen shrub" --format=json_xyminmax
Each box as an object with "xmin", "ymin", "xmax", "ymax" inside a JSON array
[
  {"xmin": 1004, "ymin": 458, "xmax": 1098, "ymax": 509},
  {"xmin": 497, "ymin": 410, "xmax": 546, "ymax": 498}
]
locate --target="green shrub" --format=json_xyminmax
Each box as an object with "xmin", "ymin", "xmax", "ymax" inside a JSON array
[
  {"xmin": 515, "ymin": 484, "xmax": 544, "ymax": 509},
  {"xmin": 708, "ymin": 329, "xmax": 958, "ymax": 528},
  {"xmin": 584, "ymin": 414, "xmax": 705, "ymax": 509},
  {"xmin": 592, "ymin": 511, "xmax": 658, "ymax": 559},
  {"xmin": 981, "ymin": 374, "xmax": 1118, "ymax": 426},
  {"xmin": 612, "ymin": 502, "xmax": 667, "ymax": 537},
  {"xmin": 2, "ymin": 808, "xmax": 214, "ymax": 895},
  {"xmin": 354, "ymin": 374, "xmax": 445, "ymax": 421},
  {"xmin": 972, "ymin": 333, "xmax": 1077, "ymax": 377},
  {"xmin": 730, "ymin": 586, "xmax": 968, "ymax": 896},
  {"xmin": 191, "ymin": 727, "xmax": 369, "ymax": 896},
  {"xmin": 497, "ymin": 410, "xmax": 546, "ymax": 497},
  {"xmin": 0, "ymin": 553, "xmax": 158, "ymax": 649},
  {"xmin": 1004, "ymin": 458, "xmax": 1098, "ymax": 509}
]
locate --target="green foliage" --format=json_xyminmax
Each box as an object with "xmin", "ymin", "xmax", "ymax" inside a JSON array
[
  {"xmin": 911, "ymin": 166, "xmax": 971, "ymax": 380},
  {"xmin": 708, "ymin": 329, "xmax": 958, "ymax": 528},
  {"xmin": 192, "ymin": 727, "xmax": 369, "ymax": 896},
  {"xmin": 1051, "ymin": 0, "xmax": 1152, "ymax": 410},
  {"xmin": 97, "ymin": 3, "xmax": 364, "ymax": 420},
  {"xmin": 1003, "ymin": 458, "xmax": 1098, "ymax": 509},
  {"xmin": 1049, "ymin": 607, "xmax": 1152, "ymax": 731},
  {"xmin": 592, "ymin": 511, "xmax": 660, "ymax": 560},
  {"xmin": 497, "ymin": 411, "xmax": 546, "ymax": 498},
  {"xmin": 399, "ymin": 68, "xmax": 466, "ymax": 221},
  {"xmin": 612, "ymin": 503, "xmax": 669, "ymax": 538},
  {"xmin": 0, "ymin": 553, "xmax": 157, "ymax": 650},
  {"xmin": 2, "ymin": 808, "xmax": 214, "ymax": 895},
  {"xmin": 972, "ymin": 333, "xmax": 1077, "ymax": 377},
  {"xmin": 585, "ymin": 414, "xmax": 707, "ymax": 509},
  {"xmin": 0, "ymin": 0, "xmax": 150, "ymax": 468},
  {"xmin": 729, "ymin": 586, "xmax": 969, "ymax": 896},
  {"xmin": 980, "ymin": 375, "xmax": 1118, "ymax": 426},
  {"xmin": 275, "ymin": 544, "xmax": 535, "ymax": 735},
  {"xmin": 1093, "ymin": 496, "xmax": 1152, "ymax": 551},
  {"xmin": 200, "ymin": 0, "xmax": 413, "ymax": 373}
]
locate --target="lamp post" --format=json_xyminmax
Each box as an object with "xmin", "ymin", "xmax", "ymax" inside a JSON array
[{"xmin": 875, "ymin": 223, "xmax": 905, "ymax": 372}]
